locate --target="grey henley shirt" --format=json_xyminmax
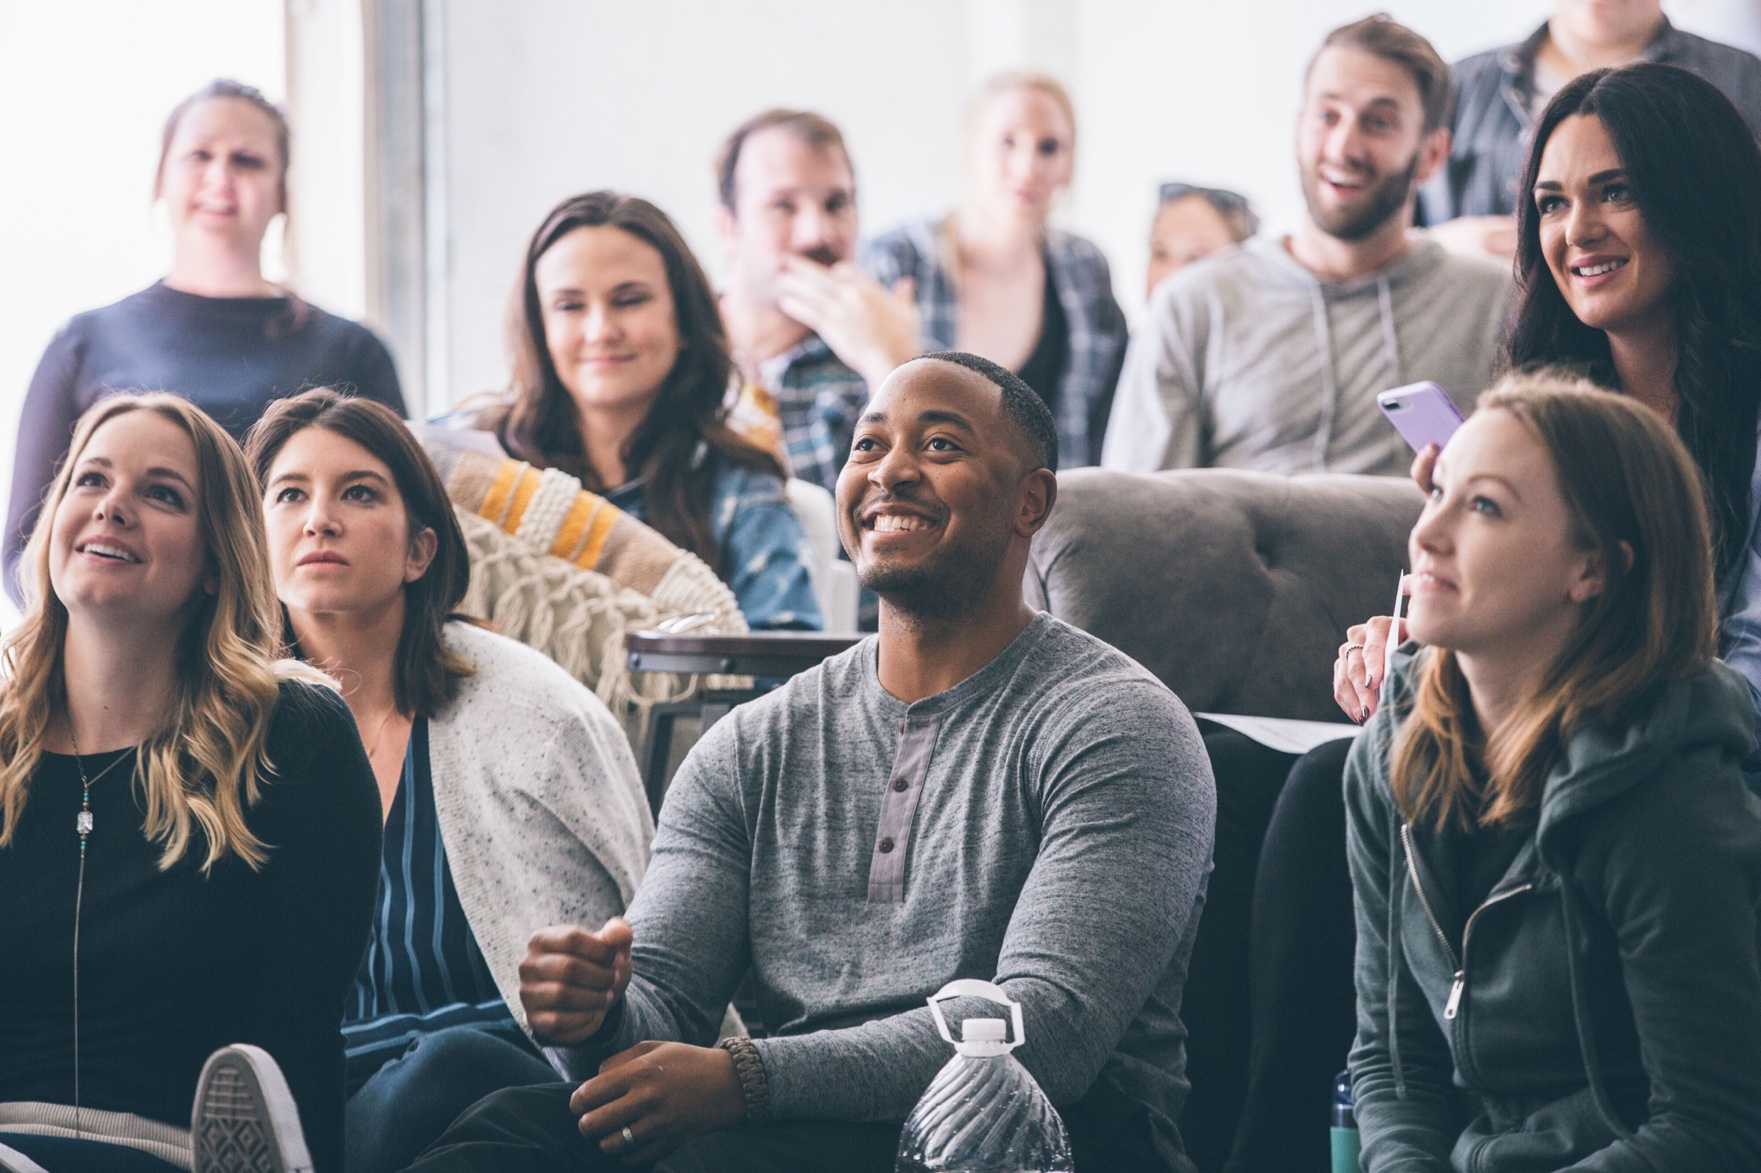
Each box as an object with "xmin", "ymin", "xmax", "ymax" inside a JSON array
[{"xmin": 556, "ymin": 612, "xmax": 1216, "ymax": 1132}]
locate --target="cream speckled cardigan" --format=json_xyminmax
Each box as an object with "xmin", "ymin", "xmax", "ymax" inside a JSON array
[{"xmin": 428, "ymin": 621, "xmax": 653, "ymax": 1035}]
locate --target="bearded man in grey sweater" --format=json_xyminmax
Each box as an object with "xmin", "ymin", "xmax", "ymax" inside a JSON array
[
  {"xmin": 401, "ymin": 352, "xmax": 1216, "ymax": 1173},
  {"xmin": 1103, "ymin": 15, "xmax": 1514, "ymax": 477}
]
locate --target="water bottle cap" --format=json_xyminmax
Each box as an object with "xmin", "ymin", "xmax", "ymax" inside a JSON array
[
  {"xmin": 963, "ymin": 1018, "xmax": 1008, "ymax": 1042},
  {"xmin": 925, "ymin": 979, "xmax": 1026, "ymax": 1057}
]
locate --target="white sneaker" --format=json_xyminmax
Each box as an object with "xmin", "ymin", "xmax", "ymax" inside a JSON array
[{"xmin": 191, "ymin": 1044, "xmax": 314, "ymax": 1173}]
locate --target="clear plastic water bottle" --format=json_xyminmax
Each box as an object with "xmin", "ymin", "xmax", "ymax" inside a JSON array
[
  {"xmin": 895, "ymin": 979, "xmax": 1074, "ymax": 1173},
  {"xmin": 1331, "ymin": 1068, "xmax": 1362, "ymax": 1173}
]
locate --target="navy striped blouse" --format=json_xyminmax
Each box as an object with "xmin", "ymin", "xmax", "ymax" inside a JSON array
[{"xmin": 342, "ymin": 717, "xmax": 519, "ymax": 1088}]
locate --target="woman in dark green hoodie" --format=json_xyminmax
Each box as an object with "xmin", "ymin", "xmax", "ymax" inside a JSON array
[{"xmin": 1346, "ymin": 373, "xmax": 1761, "ymax": 1172}]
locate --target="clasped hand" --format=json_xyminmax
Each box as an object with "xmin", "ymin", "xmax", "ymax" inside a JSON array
[
  {"xmin": 520, "ymin": 917, "xmax": 634, "ymax": 1044},
  {"xmin": 519, "ymin": 918, "xmax": 745, "ymax": 1162}
]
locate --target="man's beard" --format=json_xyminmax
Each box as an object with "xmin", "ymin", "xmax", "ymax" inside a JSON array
[
  {"xmin": 1302, "ymin": 152, "xmax": 1420, "ymax": 242},
  {"xmin": 856, "ymin": 528, "xmax": 1010, "ymax": 623}
]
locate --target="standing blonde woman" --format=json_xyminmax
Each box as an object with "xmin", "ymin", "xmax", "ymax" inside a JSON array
[
  {"xmin": 862, "ymin": 73, "xmax": 1128, "ymax": 467},
  {"xmin": 1349, "ymin": 377, "xmax": 1761, "ymax": 1171},
  {"xmin": 0, "ymin": 395, "xmax": 381, "ymax": 1173}
]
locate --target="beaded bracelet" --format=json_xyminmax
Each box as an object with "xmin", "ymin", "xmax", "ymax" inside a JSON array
[{"xmin": 716, "ymin": 1035, "xmax": 771, "ymax": 1123}]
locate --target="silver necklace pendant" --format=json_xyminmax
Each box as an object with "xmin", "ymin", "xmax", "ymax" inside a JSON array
[{"xmin": 76, "ymin": 810, "xmax": 93, "ymax": 835}]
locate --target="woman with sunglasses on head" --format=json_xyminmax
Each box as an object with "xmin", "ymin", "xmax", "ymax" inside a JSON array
[
  {"xmin": 444, "ymin": 191, "xmax": 819, "ymax": 632},
  {"xmin": 0, "ymin": 395, "xmax": 380, "ymax": 1173},
  {"xmin": 5, "ymin": 80, "xmax": 406, "ymax": 603},
  {"xmin": 862, "ymin": 73, "xmax": 1128, "ymax": 468},
  {"xmin": 1349, "ymin": 374, "xmax": 1761, "ymax": 1171},
  {"xmin": 1145, "ymin": 183, "xmax": 1259, "ymax": 300},
  {"xmin": 1237, "ymin": 62, "xmax": 1761, "ymax": 1173},
  {"xmin": 247, "ymin": 389, "xmax": 653, "ymax": 1173}
]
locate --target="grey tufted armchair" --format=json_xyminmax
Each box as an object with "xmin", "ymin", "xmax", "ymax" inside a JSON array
[{"xmin": 1026, "ymin": 468, "xmax": 1424, "ymax": 721}]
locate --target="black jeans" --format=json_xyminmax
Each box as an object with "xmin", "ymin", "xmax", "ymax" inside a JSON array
[
  {"xmin": 402, "ymin": 1073, "xmax": 1190, "ymax": 1172},
  {"xmin": 403, "ymin": 1084, "xmax": 899, "ymax": 1173},
  {"xmin": 1179, "ymin": 724, "xmax": 1299, "ymax": 1173},
  {"xmin": 1225, "ymin": 737, "xmax": 1358, "ymax": 1173}
]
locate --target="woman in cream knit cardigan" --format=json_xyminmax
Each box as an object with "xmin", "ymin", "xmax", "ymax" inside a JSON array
[{"xmin": 245, "ymin": 389, "xmax": 652, "ymax": 1173}]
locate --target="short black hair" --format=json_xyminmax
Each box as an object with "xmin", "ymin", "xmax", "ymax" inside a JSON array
[{"xmin": 919, "ymin": 350, "xmax": 1059, "ymax": 472}]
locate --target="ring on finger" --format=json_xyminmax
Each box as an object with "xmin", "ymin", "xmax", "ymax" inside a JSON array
[
  {"xmin": 622, "ymin": 1125, "xmax": 636, "ymax": 1148},
  {"xmin": 1345, "ymin": 643, "xmax": 1365, "ymax": 655}
]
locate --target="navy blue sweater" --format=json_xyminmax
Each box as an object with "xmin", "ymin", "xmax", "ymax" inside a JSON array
[{"xmin": 5, "ymin": 282, "xmax": 405, "ymax": 598}]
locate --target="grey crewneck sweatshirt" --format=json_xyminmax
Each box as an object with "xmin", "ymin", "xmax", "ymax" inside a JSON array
[
  {"xmin": 555, "ymin": 613, "xmax": 1215, "ymax": 1138},
  {"xmin": 1101, "ymin": 235, "xmax": 1513, "ymax": 475}
]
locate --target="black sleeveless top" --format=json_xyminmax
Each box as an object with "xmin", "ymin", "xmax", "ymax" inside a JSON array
[{"xmin": 1015, "ymin": 263, "xmax": 1069, "ymax": 416}]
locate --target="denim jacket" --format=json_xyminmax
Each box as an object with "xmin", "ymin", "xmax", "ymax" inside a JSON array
[
  {"xmin": 430, "ymin": 400, "xmax": 823, "ymax": 632},
  {"xmin": 607, "ymin": 454, "xmax": 823, "ymax": 632},
  {"xmin": 1419, "ymin": 18, "xmax": 1761, "ymax": 224}
]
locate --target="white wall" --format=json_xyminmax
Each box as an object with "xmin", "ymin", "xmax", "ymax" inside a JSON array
[
  {"xmin": 286, "ymin": 0, "xmax": 369, "ymax": 323},
  {"xmin": 3, "ymin": 1, "xmax": 1756, "ymax": 434},
  {"xmin": 0, "ymin": 1, "xmax": 286, "ymax": 428},
  {"xmin": 425, "ymin": 0, "xmax": 1761, "ymax": 408},
  {"xmin": 0, "ymin": 1, "xmax": 285, "ymax": 625}
]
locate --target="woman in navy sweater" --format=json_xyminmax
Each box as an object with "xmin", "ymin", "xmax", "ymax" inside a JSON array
[{"xmin": 5, "ymin": 79, "xmax": 405, "ymax": 599}]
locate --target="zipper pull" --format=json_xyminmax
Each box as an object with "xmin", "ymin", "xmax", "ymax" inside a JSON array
[{"xmin": 1445, "ymin": 972, "xmax": 1465, "ymax": 1019}]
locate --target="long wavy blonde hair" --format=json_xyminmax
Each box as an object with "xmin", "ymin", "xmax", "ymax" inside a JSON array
[
  {"xmin": 0, "ymin": 394, "xmax": 323, "ymax": 872},
  {"xmin": 1392, "ymin": 372, "xmax": 1720, "ymax": 832}
]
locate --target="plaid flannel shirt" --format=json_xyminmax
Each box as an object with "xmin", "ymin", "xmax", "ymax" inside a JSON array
[
  {"xmin": 755, "ymin": 335, "xmax": 869, "ymax": 495},
  {"xmin": 860, "ymin": 217, "xmax": 1129, "ymax": 467}
]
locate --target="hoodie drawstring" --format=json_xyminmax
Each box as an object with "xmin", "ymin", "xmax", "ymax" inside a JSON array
[
  {"xmin": 1308, "ymin": 286, "xmax": 1339, "ymax": 472},
  {"xmin": 1306, "ymin": 274, "xmax": 1404, "ymax": 471},
  {"xmin": 1389, "ymin": 807, "xmax": 1410, "ymax": 1099},
  {"xmin": 1376, "ymin": 274, "xmax": 1403, "ymax": 391}
]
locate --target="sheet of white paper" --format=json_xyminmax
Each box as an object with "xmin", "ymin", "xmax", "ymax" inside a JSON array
[{"xmin": 1195, "ymin": 712, "xmax": 1360, "ymax": 756}]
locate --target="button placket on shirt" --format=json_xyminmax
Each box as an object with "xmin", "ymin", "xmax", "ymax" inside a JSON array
[{"xmin": 867, "ymin": 712, "xmax": 942, "ymax": 902}]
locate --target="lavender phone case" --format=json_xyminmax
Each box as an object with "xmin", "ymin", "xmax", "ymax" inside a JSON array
[{"xmin": 1377, "ymin": 382, "xmax": 1465, "ymax": 453}]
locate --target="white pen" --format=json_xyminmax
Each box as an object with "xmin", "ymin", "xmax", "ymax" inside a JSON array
[{"xmin": 1381, "ymin": 571, "xmax": 1408, "ymax": 709}]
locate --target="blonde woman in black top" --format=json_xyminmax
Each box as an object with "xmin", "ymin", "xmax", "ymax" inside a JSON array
[{"xmin": 0, "ymin": 394, "xmax": 380, "ymax": 1172}]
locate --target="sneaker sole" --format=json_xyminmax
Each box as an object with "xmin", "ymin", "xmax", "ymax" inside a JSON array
[
  {"xmin": 0, "ymin": 1143, "xmax": 50, "ymax": 1173},
  {"xmin": 191, "ymin": 1044, "xmax": 313, "ymax": 1173}
]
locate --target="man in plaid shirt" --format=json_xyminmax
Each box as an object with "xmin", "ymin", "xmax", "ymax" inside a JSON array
[{"xmin": 715, "ymin": 110, "xmax": 920, "ymax": 495}]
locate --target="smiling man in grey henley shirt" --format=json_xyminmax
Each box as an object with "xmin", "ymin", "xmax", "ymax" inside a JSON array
[
  {"xmin": 403, "ymin": 353, "xmax": 1216, "ymax": 1173},
  {"xmin": 1103, "ymin": 15, "xmax": 1514, "ymax": 477}
]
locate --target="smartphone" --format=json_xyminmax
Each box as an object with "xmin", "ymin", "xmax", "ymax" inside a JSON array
[{"xmin": 1377, "ymin": 382, "xmax": 1465, "ymax": 454}]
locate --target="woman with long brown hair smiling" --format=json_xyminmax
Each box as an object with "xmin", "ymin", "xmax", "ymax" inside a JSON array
[
  {"xmin": 1348, "ymin": 375, "xmax": 1761, "ymax": 1171},
  {"xmin": 0, "ymin": 395, "xmax": 380, "ymax": 1173},
  {"xmin": 445, "ymin": 191, "xmax": 820, "ymax": 630}
]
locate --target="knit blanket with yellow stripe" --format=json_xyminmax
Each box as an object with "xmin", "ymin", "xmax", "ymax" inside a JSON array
[{"xmin": 417, "ymin": 428, "xmax": 748, "ymax": 737}]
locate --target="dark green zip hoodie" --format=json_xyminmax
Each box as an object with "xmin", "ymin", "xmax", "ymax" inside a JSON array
[{"xmin": 1346, "ymin": 649, "xmax": 1761, "ymax": 1172}]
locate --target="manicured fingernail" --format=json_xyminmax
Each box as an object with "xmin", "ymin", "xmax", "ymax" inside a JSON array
[{"xmin": 1360, "ymin": 706, "xmax": 1369, "ymax": 723}]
